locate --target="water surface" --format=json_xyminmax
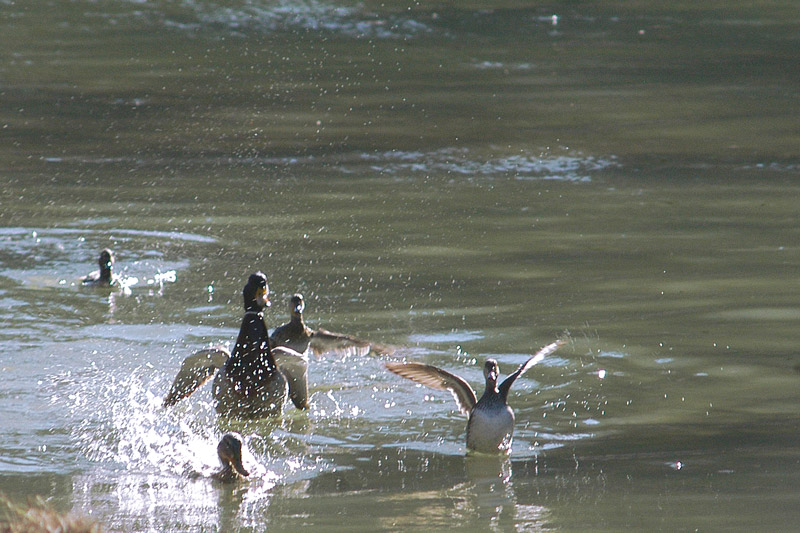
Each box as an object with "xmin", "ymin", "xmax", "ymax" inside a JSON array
[{"xmin": 1, "ymin": 1, "xmax": 798, "ymax": 531}]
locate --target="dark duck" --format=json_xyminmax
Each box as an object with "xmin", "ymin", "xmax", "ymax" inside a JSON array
[
  {"xmin": 163, "ymin": 272, "xmax": 309, "ymax": 418},
  {"xmin": 386, "ymin": 339, "xmax": 565, "ymax": 454},
  {"xmin": 81, "ymin": 248, "xmax": 117, "ymax": 286},
  {"xmin": 270, "ymin": 293, "xmax": 394, "ymax": 357},
  {"xmin": 211, "ymin": 433, "xmax": 251, "ymax": 482}
]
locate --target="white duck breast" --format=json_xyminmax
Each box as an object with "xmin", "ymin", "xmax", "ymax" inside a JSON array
[{"xmin": 466, "ymin": 399, "xmax": 516, "ymax": 453}]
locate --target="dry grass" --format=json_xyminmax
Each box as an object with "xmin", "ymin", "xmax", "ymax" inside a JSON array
[{"xmin": 0, "ymin": 494, "xmax": 102, "ymax": 533}]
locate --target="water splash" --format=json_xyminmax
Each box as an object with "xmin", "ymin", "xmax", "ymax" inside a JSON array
[{"xmin": 57, "ymin": 358, "xmax": 325, "ymax": 481}]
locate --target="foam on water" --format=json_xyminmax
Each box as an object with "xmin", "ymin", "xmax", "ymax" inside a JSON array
[
  {"xmin": 360, "ymin": 148, "xmax": 619, "ymax": 182},
  {"xmin": 186, "ymin": 0, "xmax": 433, "ymax": 39},
  {"xmin": 39, "ymin": 147, "xmax": 619, "ymax": 184},
  {"xmin": 76, "ymin": 0, "xmax": 434, "ymax": 40}
]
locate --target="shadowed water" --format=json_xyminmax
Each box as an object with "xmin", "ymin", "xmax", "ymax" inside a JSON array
[{"xmin": 1, "ymin": 1, "xmax": 798, "ymax": 531}]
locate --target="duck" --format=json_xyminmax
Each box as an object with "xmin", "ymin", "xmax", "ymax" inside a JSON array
[
  {"xmin": 270, "ymin": 293, "xmax": 394, "ymax": 357},
  {"xmin": 385, "ymin": 339, "xmax": 565, "ymax": 454},
  {"xmin": 163, "ymin": 272, "xmax": 309, "ymax": 418},
  {"xmin": 211, "ymin": 433, "xmax": 251, "ymax": 482},
  {"xmin": 81, "ymin": 248, "xmax": 117, "ymax": 286}
]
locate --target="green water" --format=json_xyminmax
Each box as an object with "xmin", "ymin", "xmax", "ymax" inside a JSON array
[{"xmin": 1, "ymin": 1, "xmax": 798, "ymax": 531}]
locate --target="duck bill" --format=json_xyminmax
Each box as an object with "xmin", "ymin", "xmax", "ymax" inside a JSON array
[
  {"xmin": 231, "ymin": 456, "xmax": 250, "ymax": 477},
  {"xmin": 258, "ymin": 287, "xmax": 271, "ymax": 308}
]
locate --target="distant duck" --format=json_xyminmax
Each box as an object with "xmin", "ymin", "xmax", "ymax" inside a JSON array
[
  {"xmin": 270, "ymin": 293, "xmax": 394, "ymax": 357},
  {"xmin": 211, "ymin": 433, "xmax": 251, "ymax": 482},
  {"xmin": 163, "ymin": 272, "xmax": 309, "ymax": 418},
  {"xmin": 81, "ymin": 248, "xmax": 116, "ymax": 286},
  {"xmin": 385, "ymin": 339, "xmax": 565, "ymax": 454}
]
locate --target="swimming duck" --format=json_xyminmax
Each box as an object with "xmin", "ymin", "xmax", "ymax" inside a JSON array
[
  {"xmin": 270, "ymin": 293, "xmax": 394, "ymax": 357},
  {"xmin": 385, "ymin": 339, "xmax": 565, "ymax": 454},
  {"xmin": 211, "ymin": 433, "xmax": 251, "ymax": 482},
  {"xmin": 163, "ymin": 272, "xmax": 309, "ymax": 418},
  {"xmin": 81, "ymin": 248, "xmax": 116, "ymax": 286}
]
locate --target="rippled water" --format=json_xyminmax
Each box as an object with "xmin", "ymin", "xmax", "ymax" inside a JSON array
[{"xmin": 1, "ymin": 1, "xmax": 799, "ymax": 531}]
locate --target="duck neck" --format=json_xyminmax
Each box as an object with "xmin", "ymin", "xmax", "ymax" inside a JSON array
[
  {"xmin": 229, "ymin": 306, "xmax": 277, "ymax": 382},
  {"xmin": 244, "ymin": 300, "xmax": 263, "ymax": 314},
  {"xmin": 478, "ymin": 384, "xmax": 505, "ymax": 408},
  {"xmin": 214, "ymin": 464, "xmax": 236, "ymax": 482}
]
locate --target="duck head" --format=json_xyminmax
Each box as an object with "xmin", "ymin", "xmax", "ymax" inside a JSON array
[
  {"xmin": 98, "ymin": 249, "xmax": 114, "ymax": 281},
  {"xmin": 243, "ymin": 271, "xmax": 270, "ymax": 312},
  {"xmin": 290, "ymin": 293, "xmax": 305, "ymax": 318},
  {"xmin": 483, "ymin": 359, "xmax": 499, "ymax": 392},
  {"xmin": 217, "ymin": 433, "xmax": 250, "ymax": 478}
]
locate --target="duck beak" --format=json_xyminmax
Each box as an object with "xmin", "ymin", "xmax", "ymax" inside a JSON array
[
  {"xmin": 485, "ymin": 360, "xmax": 499, "ymax": 383},
  {"xmin": 231, "ymin": 455, "xmax": 250, "ymax": 477},
  {"xmin": 258, "ymin": 287, "xmax": 271, "ymax": 308}
]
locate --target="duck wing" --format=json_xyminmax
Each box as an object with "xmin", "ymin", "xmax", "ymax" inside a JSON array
[
  {"xmin": 81, "ymin": 271, "xmax": 99, "ymax": 284},
  {"xmin": 272, "ymin": 346, "xmax": 310, "ymax": 409},
  {"xmin": 163, "ymin": 346, "xmax": 230, "ymax": 407},
  {"xmin": 498, "ymin": 339, "xmax": 566, "ymax": 399},
  {"xmin": 385, "ymin": 361, "xmax": 477, "ymax": 415},
  {"xmin": 270, "ymin": 321, "xmax": 313, "ymax": 354},
  {"xmin": 310, "ymin": 328, "xmax": 395, "ymax": 357}
]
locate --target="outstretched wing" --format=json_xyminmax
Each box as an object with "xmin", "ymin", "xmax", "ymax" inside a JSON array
[
  {"xmin": 272, "ymin": 346, "xmax": 310, "ymax": 409},
  {"xmin": 385, "ymin": 361, "xmax": 477, "ymax": 415},
  {"xmin": 163, "ymin": 346, "xmax": 230, "ymax": 407},
  {"xmin": 310, "ymin": 328, "xmax": 395, "ymax": 358},
  {"xmin": 498, "ymin": 339, "xmax": 566, "ymax": 399}
]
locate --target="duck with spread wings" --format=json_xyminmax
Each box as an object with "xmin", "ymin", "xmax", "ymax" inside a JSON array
[
  {"xmin": 270, "ymin": 293, "xmax": 394, "ymax": 357},
  {"xmin": 163, "ymin": 272, "xmax": 309, "ymax": 418},
  {"xmin": 386, "ymin": 339, "xmax": 565, "ymax": 454}
]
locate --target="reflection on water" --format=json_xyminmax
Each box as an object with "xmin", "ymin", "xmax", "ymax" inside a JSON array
[{"xmin": 463, "ymin": 456, "xmax": 518, "ymax": 527}]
